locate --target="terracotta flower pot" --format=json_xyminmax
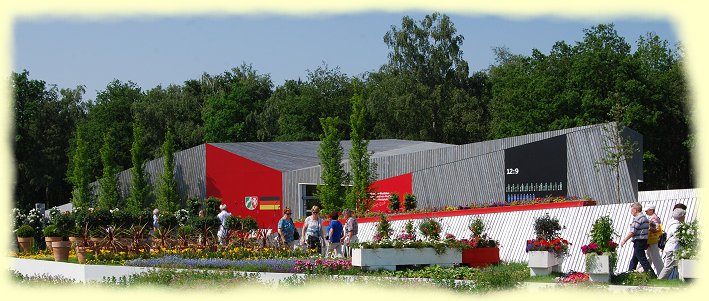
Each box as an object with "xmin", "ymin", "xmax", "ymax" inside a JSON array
[
  {"xmin": 75, "ymin": 246, "xmax": 87, "ymax": 264},
  {"xmin": 45, "ymin": 236, "xmax": 62, "ymax": 254},
  {"xmin": 17, "ymin": 237, "xmax": 34, "ymax": 253},
  {"xmin": 52, "ymin": 241, "xmax": 71, "ymax": 262}
]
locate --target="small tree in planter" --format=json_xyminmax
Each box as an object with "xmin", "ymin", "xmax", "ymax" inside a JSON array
[
  {"xmin": 374, "ymin": 214, "xmax": 392, "ymax": 241},
  {"xmin": 526, "ymin": 213, "xmax": 571, "ymax": 276},
  {"xmin": 418, "ymin": 218, "xmax": 442, "ymax": 241},
  {"xmin": 42, "ymin": 225, "xmax": 63, "ymax": 254},
  {"xmin": 15, "ymin": 224, "xmax": 35, "ymax": 253},
  {"xmin": 676, "ymin": 220, "xmax": 700, "ymax": 281},
  {"xmin": 388, "ymin": 193, "xmax": 401, "ymax": 212},
  {"xmin": 404, "ymin": 193, "xmax": 417, "ymax": 211},
  {"xmin": 460, "ymin": 217, "xmax": 500, "ymax": 267},
  {"xmin": 581, "ymin": 215, "xmax": 619, "ymax": 282}
]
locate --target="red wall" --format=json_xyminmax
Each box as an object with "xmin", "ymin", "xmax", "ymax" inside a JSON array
[
  {"xmin": 369, "ymin": 173, "xmax": 413, "ymax": 212},
  {"xmin": 205, "ymin": 144, "xmax": 283, "ymax": 230}
]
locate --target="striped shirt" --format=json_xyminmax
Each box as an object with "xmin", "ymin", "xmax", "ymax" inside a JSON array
[{"xmin": 629, "ymin": 214, "xmax": 649, "ymax": 241}]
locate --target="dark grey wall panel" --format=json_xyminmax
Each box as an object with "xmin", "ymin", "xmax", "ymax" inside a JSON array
[{"xmin": 114, "ymin": 144, "xmax": 206, "ymax": 205}]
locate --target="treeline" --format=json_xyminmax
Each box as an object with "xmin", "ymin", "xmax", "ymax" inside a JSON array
[{"xmin": 12, "ymin": 13, "xmax": 692, "ymax": 210}]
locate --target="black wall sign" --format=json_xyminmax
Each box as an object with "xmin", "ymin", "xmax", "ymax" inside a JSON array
[{"xmin": 504, "ymin": 135, "xmax": 567, "ymax": 202}]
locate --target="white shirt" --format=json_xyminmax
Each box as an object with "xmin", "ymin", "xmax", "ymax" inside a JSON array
[
  {"xmin": 664, "ymin": 218, "xmax": 681, "ymax": 252},
  {"xmin": 217, "ymin": 210, "xmax": 231, "ymax": 233}
]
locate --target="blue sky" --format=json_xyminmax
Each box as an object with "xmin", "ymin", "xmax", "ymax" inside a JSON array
[{"xmin": 13, "ymin": 13, "xmax": 678, "ymax": 101}]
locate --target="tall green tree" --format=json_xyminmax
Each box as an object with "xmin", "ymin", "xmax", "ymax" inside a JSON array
[
  {"xmin": 316, "ymin": 117, "xmax": 347, "ymax": 214},
  {"xmin": 134, "ymin": 84, "xmax": 204, "ymax": 158},
  {"xmin": 127, "ymin": 121, "xmax": 151, "ymax": 212},
  {"xmin": 73, "ymin": 80, "xmax": 141, "ymax": 182},
  {"xmin": 346, "ymin": 93, "xmax": 377, "ymax": 213},
  {"xmin": 258, "ymin": 64, "xmax": 354, "ymax": 141},
  {"xmin": 156, "ymin": 128, "xmax": 180, "ymax": 213},
  {"xmin": 13, "ymin": 71, "xmax": 86, "ymax": 209},
  {"xmin": 487, "ymin": 23, "xmax": 691, "ymax": 190},
  {"xmin": 97, "ymin": 130, "xmax": 122, "ymax": 209},
  {"xmin": 202, "ymin": 64, "xmax": 272, "ymax": 142},
  {"xmin": 69, "ymin": 126, "xmax": 93, "ymax": 209},
  {"xmin": 365, "ymin": 12, "xmax": 486, "ymax": 144}
]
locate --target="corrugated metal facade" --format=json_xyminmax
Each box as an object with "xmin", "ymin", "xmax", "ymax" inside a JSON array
[
  {"xmin": 354, "ymin": 194, "xmax": 698, "ymax": 274},
  {"xmin": 284, "ymin": 123, "xmax": 643, "ymax": 216},
  {"xmin": 115, "ymin": 144, "xmax": 206, "ymax": 202}
]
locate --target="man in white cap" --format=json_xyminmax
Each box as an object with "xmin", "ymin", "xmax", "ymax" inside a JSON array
[
  {"xmin": 217, "ymin": 204, "xmax": 231, "ymax": 246},
  {"xmin": 645, "ymin": 203, "xmax": 664, "ymax": 275}
]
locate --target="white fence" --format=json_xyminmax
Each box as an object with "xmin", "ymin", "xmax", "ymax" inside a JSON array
[{"xmin": 357, "ymin": 196, "xmax": 698, "ymax": 274}]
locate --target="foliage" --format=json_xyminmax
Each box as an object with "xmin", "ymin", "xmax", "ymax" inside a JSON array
[
  {"xmin": 404, "ymin": 193, "xmax": 417, "ymax": 211},
  {"xmin": 583, "ymin": 215, "xmax": 619, "ymax": 272},
  {"xmin": 202, "ymin": 64, "xmax": 272, "ymax": 142},
  {"xmin": 526, "ymin": 238, "xmax": 572, "ymax": 258},
  {"xmin": 204, "ymin": 197, "xmax": 221, "ymax": 216},
  {"xmin": 127, "ymin": 121, "xmax": 151, "ymax": 213},
  {"xmin": 177, "ymin": 225, "xmax": 195, "ymax": 237},
  {"xmin": 611, "ymin": 271, "xmax": 651, "ymax": 286},
  {"xmin": 294, "ymin": 259, "xmax": 355, "ymax": 275},
  {"xmin": 13, "ymin": 70, "xmax": 85, "ymax": 210},
  {"xmin": 224, "ymin": 215, "xmax": 242, "ymax": 230},
  {"xmin": 316, "ymin": 116, "xmax": 347, "ymax": 213},
  {"xmin": 69, "ymin": 126, "xmax": 93, "ymax": 209},
  {"xmin": 156, "ymin": 128, "xmax": 180, "ymax": 213},
  {"xmin": 676, "ymin": 220, "xmax": 700, "ymax": 259},
  {"xmin": 106, "ymin": 269, "xmax": 261, "ymax": 288},
  {"xmin": 97, "ymin": 130, "xmax": 122, "ymax": 210},
  {"xmin": 373, "ymin": 214, "xmax": 392, "ymax": 241},
  {"xmin": 469, "ymin": 217, "xmax": 485, "ymax": 238},
  {"xmin": 388, "ymin": 193, "xmax": 401, "ymax": 212},
  {"xmin": 174, "ymin": 209, "xmax": 189, "ymax": 227},
  {"xmin": 346, "ymin": 92, "xmax": 377, "ymax": 213},
  {"xmin": 534, "ymin": 213, "xmax": 563, "ymax": 240},
  {"xmin": 16, "ymin": 224, "xmax": 35, "ymax": 238},
  {"xmin": 418, "ymin": 218, "xmax": 442, "ymax": 241},
  {"xmin": 461, "ymin": 217, "xmax": 498, "ymax": 248},
  {"xmin": 42, "ymin": 225, "xmax": 62, "ymax": 238},
  {"xmin": 49, "ymin": 212, "xmax": 75, "ymax": 237}
]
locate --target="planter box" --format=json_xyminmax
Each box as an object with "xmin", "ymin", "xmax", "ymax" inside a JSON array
[
  {"xmin": 462, "ymin": 248, "xmax": 500, "ymax": 268},
  {"xmin": 585, "ymin": 254, "xmax": 610, "ymax": 282},
  {"xmin": 352, "ymin": 248, "xmax": 462, "ymax": 271},
  {"xmin": 679, "ymin": 259, "xmax": 698, "ymax": 281},
  {"xmin": 528, "ymin": 251, "xmax": 561, "ymax": 276}
]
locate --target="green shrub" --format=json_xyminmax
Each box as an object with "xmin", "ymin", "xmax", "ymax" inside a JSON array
[
  {"xmin": 676, "ymin": 220, "xmax": 700, "ymax": 259},
  {"xmin": 404, "ymin": 193, "xmax": 417, "ymax": 211},
  {"xmin": 51, "ymin": 212, "xmax": 76, "ymax": 236},
  {"xmin": 177, "ymin": 225, "xmax": 195, "ymax": 237},
  {"xmin": 374, "ymin": 214, "xmax": 392, "ymax": 240},
  {"xmin": 42, "ymin": 225, "xmax": 62, "ymax": 237},
  {"xmin": 225, "ymin": 215, "xmax": 242, "ymax": 230},
  {"xmin": 534, "ymin": 213, "xmax": 562, "ymax": 240},
  {"xmin": 242, "ymin": 216, "xmax": 258, "ymax": 232},
  {"xmin": 469, "ymin": 217, "xmax": 485, "ymax": 238},
  {"xmin": 159, "ymin": 213, "xmax": 179, "ymax": 230},
  {"xmin": 205, "ymin": 197, "xmax": 221, "ymax": 216},
  {"xmin": 16, "ymin": 224, "xmax": 35, "ymax": 238},
  {"xmin": 388, "ymin": 193, "xmax": 400, "ymax": 212},
  {"xmin": 611, "ymin": 271, "xmax": 651, "ymax": 286}
]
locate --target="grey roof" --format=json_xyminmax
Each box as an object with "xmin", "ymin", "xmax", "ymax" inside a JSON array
[{"xmin": 210, "ymin": 139, "xmax": 454, "ymax": 171}]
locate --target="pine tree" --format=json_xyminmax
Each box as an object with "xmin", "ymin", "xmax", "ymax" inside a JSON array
[
  {"xmin": 316, "ymin": 117, "xmax": 346, "ymax": 214},
  {"xmin": 346, "ymin": 93, "xmax": 377, "ymax": 213},
  {"xmin": 69, "ymin": 126, "xmax": 93, "ymax": 209},
  {"xmin": 127, "ymin": 122, "xmax": 151, "ymax": 213},
  {"xmin": 97, "ymin": 130, "xmax": 121, "ymax": 210},
  {"xmin": 156, "ymin": 128, "xmax": 180, "ymax": 213}
]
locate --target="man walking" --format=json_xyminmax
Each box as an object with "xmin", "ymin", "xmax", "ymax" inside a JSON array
[{"xmin": 620, "ymin": 202, "xmax": 656, "ymax": 277}]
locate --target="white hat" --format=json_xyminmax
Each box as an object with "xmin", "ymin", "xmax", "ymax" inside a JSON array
[
  {"xmin": 645, "ymin": 204, "xmax": 656, "ymax": 211},
  {"xmin": 219, "ymin": 204, "xmax": 227, "ymax": 210}
]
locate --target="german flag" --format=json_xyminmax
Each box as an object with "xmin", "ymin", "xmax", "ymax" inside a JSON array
[{"xmin": 259, "ymin": 199, "xmax": 280, "ymax": 210}]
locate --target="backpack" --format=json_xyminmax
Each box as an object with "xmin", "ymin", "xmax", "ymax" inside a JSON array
[{"xmin": 658, "ymin": 232, "xmax": 667, "ymax": 250}]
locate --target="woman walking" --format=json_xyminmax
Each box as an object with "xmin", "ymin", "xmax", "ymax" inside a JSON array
[{"xmin": 300, "ymin": 206, "xmax": 324, "ymax": 254}]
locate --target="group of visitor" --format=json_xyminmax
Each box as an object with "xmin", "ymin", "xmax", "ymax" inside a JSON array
[
  {"xmin": 277, "ymin": 206, "xmax": 358, "ymax": 257},
  {"xmin": 620, "ymin": 202, "xmax": 688, "ymax": 279}
]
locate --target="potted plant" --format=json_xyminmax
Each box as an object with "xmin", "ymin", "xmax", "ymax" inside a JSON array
[
  {"xmin": 461, "ymin": 217, "xmax": 500, "ymax": 267},
  {"xmin": 526, "ymin": 213, "xmax": 571, "ymax": 276},
  {"xmin": 676, "ymin": 220, "xmax": 700, "ymax": 281},
  {"xmin": 418, "ymin": 218, "xmax": 442, "ymax": 241},
  {"xmin": 351, "ymin": 216, "xmax": 463, "ymax": 270},
  {"xmin": 15, "ymin": 224, "xmax": 35, "ymax": 253},
  {"xmin": 580, "ymin": 215, "xmax": 618, "ymax": 282},
  {"xmin": 42, "ymin": 225, "xmax": 63, "ymax": 255}
]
